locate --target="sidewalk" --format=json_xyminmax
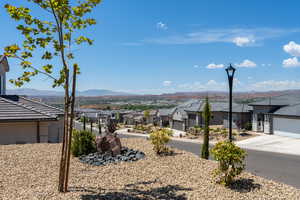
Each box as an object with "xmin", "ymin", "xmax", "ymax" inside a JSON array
[{"xmin": 236, "ymin": 134, "xmax": 300, "ymax": 156}]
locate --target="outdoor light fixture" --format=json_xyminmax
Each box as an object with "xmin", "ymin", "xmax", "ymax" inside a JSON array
[{"xmin": 225, "ymin": 64, "xmax": 236, "ymax": 142}]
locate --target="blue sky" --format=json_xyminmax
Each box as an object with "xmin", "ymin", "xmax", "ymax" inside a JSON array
[{"xmin": 1, "ymin": 0, "xmax": 300, "ymax": 94}]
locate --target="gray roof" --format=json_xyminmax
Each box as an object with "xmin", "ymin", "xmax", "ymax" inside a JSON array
[
  {"xmin": 169, "ymin": 99, "xmax": 202, "ymax": 119},
  {"xmin": 18, "ymin": 96, "xmax": 63, "ymax": 116},
  {"xmin": 203, "ymin": 102, "xmax": 228, "ymax": 112},
  {"xmin": 249, "ymin": 95, "xmax": 300, "ymax": 106},
  {"xmin": 0, "ymin": 97, "xmax": 57, "ymax": 121},
  {"xmin": 222, "ymin": 103, "xmax": 253, "ymax": 113},
  {"xmin": 184, "ymin": 99, "xmax": 203, "ymax": 112},
  {"xmin": 273, "ymin": 104, "xmax": 300, "ymax": 117}
]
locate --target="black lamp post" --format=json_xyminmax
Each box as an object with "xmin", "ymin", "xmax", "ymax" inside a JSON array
[{"xmin": 225, "ymin": 64, "xmax": 236, "ymax": 142}]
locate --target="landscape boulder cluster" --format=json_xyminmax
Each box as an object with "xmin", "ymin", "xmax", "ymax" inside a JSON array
[{"xmin": 79, "ymin": 147, "xmax": 145, "ymax": 166}]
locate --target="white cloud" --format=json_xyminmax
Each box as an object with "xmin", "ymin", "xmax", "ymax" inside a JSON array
[
  {"xmin": 252, "ymin": 80, "xmax": 300, "ymax": 90},
  {"xmin": 282, "ymin": 57, "xmax": 300, "ymax": 68},
  {"xmin": 236, "ymin": 59, "xmax": 257, "ymax": 68},
  {"xmin": 283, "ymin": 41, "xmax": 300, "ymax": 57},
  {"xmin": 232, "ymin": 37, "xmax": 254, "ymax": 47},
  {"xmin": 157, "ymin": 22, "xmax": 168, "ymax": 30},
  {"xmin": 193, "ymin": 65, "xmax": 199, "ymax": 68},
  {"xmin": 145, "ymin": 28, "xmax": 300, "ymax": 46},
  {"xmin": 206, "ymin": 63, "xmax": 224, "ymax": 69},
  {"xmin": 163, "ymin": 80, "xmax": 172, "ymax": 86}
]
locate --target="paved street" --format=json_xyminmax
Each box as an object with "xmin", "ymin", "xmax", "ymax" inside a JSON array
[{"xmin": 74, "ymin": 122, "xmax": 300, "ymax": 189}]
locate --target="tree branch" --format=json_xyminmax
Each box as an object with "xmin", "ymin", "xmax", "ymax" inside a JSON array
[{"xmin": 14, "ymin": 55, "xmax": 57, "ymax": 81}]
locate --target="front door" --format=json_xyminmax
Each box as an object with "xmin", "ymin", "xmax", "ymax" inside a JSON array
[{"xmin": 257, "ymin": 114, "xmax": 264, "ymax": 132}]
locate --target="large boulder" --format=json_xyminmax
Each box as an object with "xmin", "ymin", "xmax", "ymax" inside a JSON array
[{"xmin": 96, "ymin": 134, "xmax": 122, "ymax": 156}]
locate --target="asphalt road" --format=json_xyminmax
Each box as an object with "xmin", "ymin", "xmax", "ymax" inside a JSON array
[{"xmin": 75, "ymin": 122, "xmax": 300, "ymax": 189}]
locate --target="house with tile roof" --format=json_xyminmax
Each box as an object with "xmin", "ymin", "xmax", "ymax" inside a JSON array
[
  {"xmin": 0, "ymin": 56, "xmax": 64, "ymax": 144},
  {"xmin": 167, "ymin": 99, "xmax": 253, "ymax": 131},
  {"xmin": 249, "ymin": 95, "xmax": 300, "ymax": 138}
]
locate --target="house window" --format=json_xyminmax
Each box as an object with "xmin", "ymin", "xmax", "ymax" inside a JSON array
[{"xmin": 189, "ymin": 114, "xmax": 196, "ymax": 120}]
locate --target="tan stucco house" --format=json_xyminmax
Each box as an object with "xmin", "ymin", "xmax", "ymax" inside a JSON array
[{"xmin": 0, "ymin": 55, "xmax": 64, "ymax": 145}]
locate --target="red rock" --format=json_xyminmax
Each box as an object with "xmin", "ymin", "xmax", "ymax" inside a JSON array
[{"xmin": 96, "ymin": 135, "xmax": 122, "ymax": 156}]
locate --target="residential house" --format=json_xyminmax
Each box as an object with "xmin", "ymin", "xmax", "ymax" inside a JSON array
[
  {"xmin": 169, "ymin": 99, "xmax": 252, "ymax": 131},
  {"xmin": 222, "ymin": 104, "xmax": 252, "ymax": 129},
  {"xmin": 144, "ymin": 110, "xmax": 158, "ymax": 125},
  {"xmin": 123, "ymin": 112, "xmax": 144, "ymax": 125},
  {"xmin": 249, "ymin": 95, "xmax": 300, "ymax": 138},
  {"xmin": 0, "ymin": 55, "xmax": 64, "ymax": 144},
  {"xmin": 157, "ymin": 108, "xmax": 172, "ymax": 127}
]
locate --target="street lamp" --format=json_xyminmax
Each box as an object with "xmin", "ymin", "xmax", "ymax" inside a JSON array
[{"xmin": 225, "ymin": 64, "xmax": 236, "ymax": 142}]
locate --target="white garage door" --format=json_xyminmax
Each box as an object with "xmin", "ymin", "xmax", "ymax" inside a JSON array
[{"xmin": 273, "ymin": 117, "xmax": 300, "ymax": 138}]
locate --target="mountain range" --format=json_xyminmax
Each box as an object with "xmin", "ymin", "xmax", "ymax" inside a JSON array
[{"xmin": 7, "ymin": 88, "xmax": 131, "ymax": 97}]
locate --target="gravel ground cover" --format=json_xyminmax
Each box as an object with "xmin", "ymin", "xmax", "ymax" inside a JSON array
[{"xmin": 1, "ymin": 138, "xmax": 300, "ymax": 200}]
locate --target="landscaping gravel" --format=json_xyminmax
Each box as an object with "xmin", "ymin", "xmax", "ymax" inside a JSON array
[
  {"xmin": 1, "ymin": 138, "xmax": 300, "ymax": 199},
  {"xmin": 79, "ymin": 147, "xmax": 145, "ymax": 166}
]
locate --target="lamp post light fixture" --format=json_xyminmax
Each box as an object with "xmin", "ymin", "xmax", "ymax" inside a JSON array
[{"xmin": 225, "ymin": 64, "xmax": 236, "ymax": 142}]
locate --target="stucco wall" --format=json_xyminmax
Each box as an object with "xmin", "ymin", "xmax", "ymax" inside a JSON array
[
  {"xmin": 0, "ymin": 121, "xmax": 49, "ymax": 145},
  {"xmin": 48, "ymin": 118, "xmax": 64, "ymax": 143}
]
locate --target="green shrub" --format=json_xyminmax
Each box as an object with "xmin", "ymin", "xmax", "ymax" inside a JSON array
[
  {"xmin": 149, "ymin": 128, "xmax": 173, "ymax": 155},
  {"xmin": 245, "ymin": 122, "xmax": 252, "ymax": 131},
  {"xmin": 71, "ymin": 130, "xmax": 96, "ymax": 157},
  {"xmin": 211, "ymin": 141, "xmax": 246, "ymax": 186},
  {"xmin": 194, "ymin": 125, "xmax": 200, "ymax": 129}
]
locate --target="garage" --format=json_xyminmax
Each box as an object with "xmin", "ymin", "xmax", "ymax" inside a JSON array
[
  {"xmin": 273, "ymin": 117, "xmax": 300, "ymax": 138},
  {"xmin": 273, "ymin": 105, "xmax": 300, "ymax": 138}
]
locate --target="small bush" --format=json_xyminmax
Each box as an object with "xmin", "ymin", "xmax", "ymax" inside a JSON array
[
  {"xmin": 149, "ymin": 128, "xmax": 173, "ymax": 155},
  {"xmin": 245, "ymin": 122, "xmax": 252, "ymax": 131},
  {"xmin": 211, "ymin": 141, "xmax": 246, "ymax": 186},
  {"xmin": 194, "ymin": 125, "xmax": 200, "ymax": 129},
  {"xmin": 71, "ymin": 130, "xmax": 96, "ymax": 157}
]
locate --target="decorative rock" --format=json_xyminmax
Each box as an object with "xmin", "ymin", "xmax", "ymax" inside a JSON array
[
  {"xmin": 79, "ymin": 147, "xmax": 145, "ymax": 166},
  {"xmin": 96, "ymin": 135, "xmax": 122, "ymax": 156}
]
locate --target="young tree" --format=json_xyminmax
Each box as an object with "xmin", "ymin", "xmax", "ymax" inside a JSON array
[
  {"xmin": 201, "ymin": 96, "xmax": 211, "ymax": 159},
  {"xmin": 144, "ymin": 109, "xmax": 150, "ymax": 124},
  {"xmin": 4, "ymin": 0, "xmax": 101, "ymax": 192}
]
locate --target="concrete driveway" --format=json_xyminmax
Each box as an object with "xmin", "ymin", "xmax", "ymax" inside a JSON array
[{"xmin": 236, "ymin": 135, "xmax": 300, "ymax": 156}]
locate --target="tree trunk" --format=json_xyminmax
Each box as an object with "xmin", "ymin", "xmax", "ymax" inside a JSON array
[
  {"xmin": 64, "ymin": 65, "xmax": 77, "ymax": 192},
  {"xmin": 58, "ymin": 67, "xmax": 70, "ymax": 192}
]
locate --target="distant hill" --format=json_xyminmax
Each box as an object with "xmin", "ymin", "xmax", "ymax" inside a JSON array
[{"xmin": 7, "ymin": 88, "xmax": 131, "ymax": 97}]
